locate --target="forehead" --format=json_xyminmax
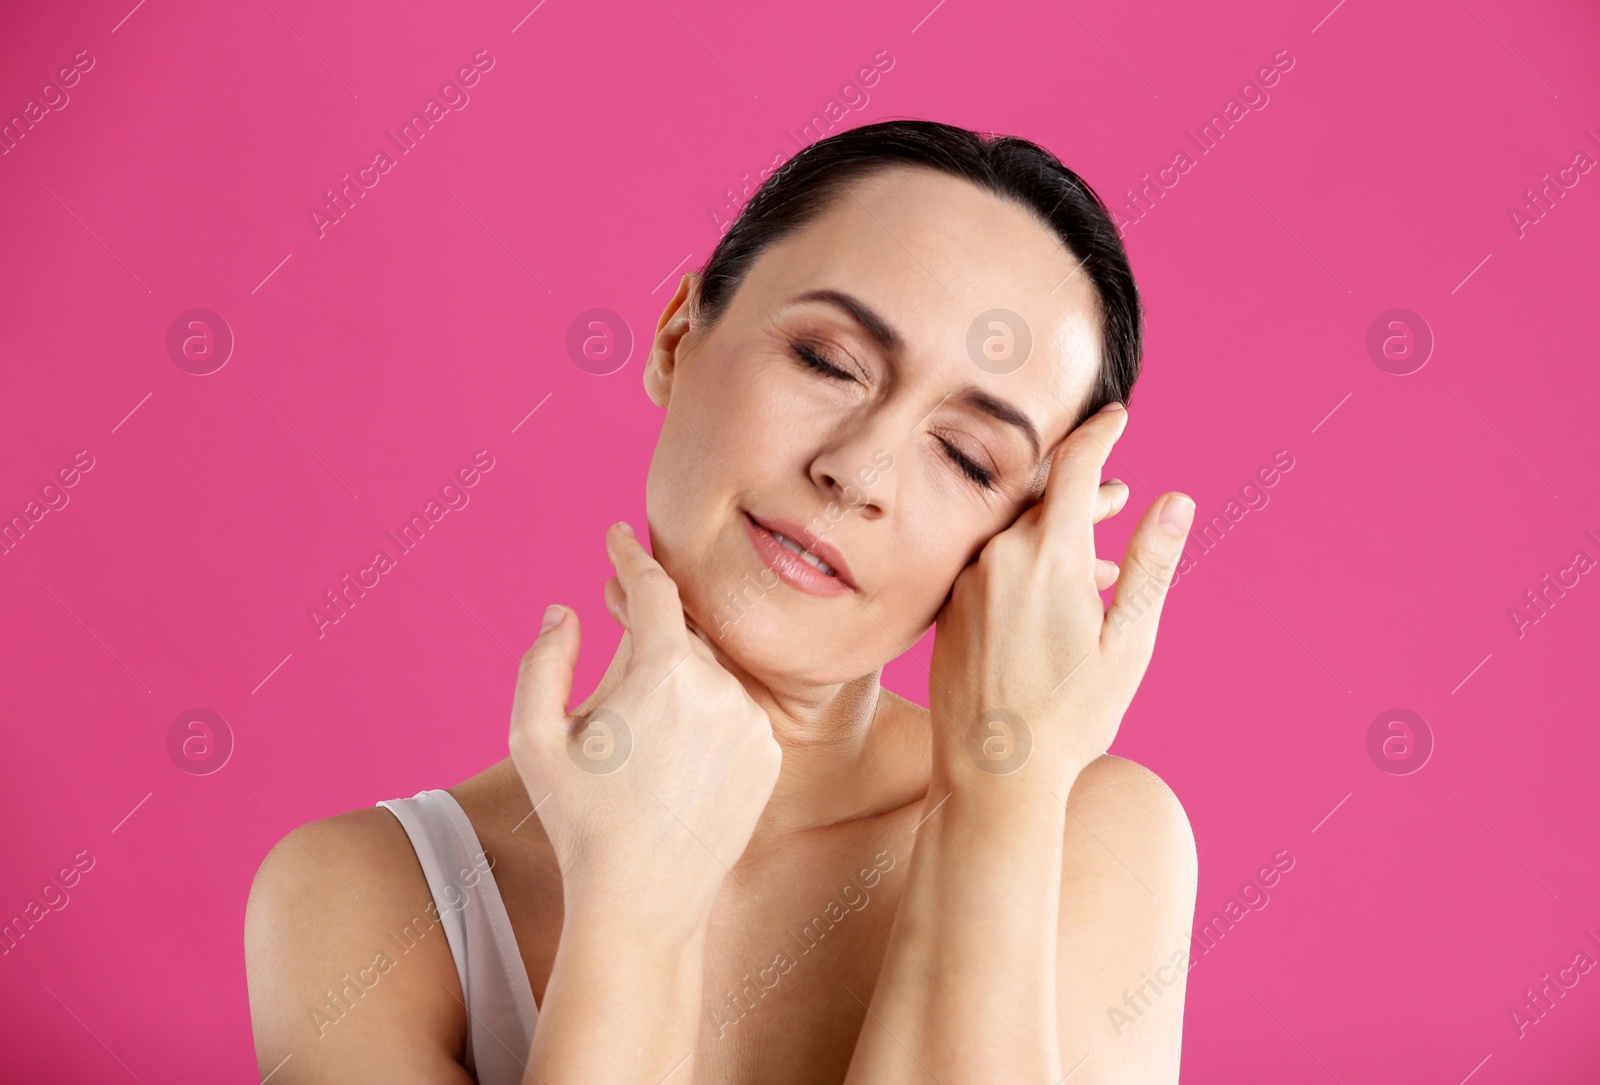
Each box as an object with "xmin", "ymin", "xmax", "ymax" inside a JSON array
[{"xmin": 738, "ymin": 166, "xmax": 1104, "ymax": 444}]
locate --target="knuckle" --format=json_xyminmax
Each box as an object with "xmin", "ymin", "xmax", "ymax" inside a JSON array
[
  {"xmin": 981, "ymin": 530, "xmax": 1024, "ymax": 569},
  {"xmin": 1039, "ymin": 540, "xmax": 1092, "ymax": 587},
  {"xmin": 638, "ymin": 566, "xmax": 679, "ymax": 593},
  {"xmin": 519, "ymin": 640, "xmax": 548, "ymax": 670},
  {"xmin": 1141, "ymin": 538, "xmax": 1181, "ymax": 579},
  {"xmin": 507, "ymin": 720, "xmax": 542, "ymax": 760},
  {"xmin": 1049, "ymin": 446, "xmax": 1086, "ymax": 483},
  {"xmin": 1124, "ymin": 547, "xmax": 1176, "ymax": 597}
]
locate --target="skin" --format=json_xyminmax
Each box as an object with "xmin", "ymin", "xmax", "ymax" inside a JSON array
[{"xmin": 245, "ymin": 165, "xmax": 1199, "ymax": 1084}]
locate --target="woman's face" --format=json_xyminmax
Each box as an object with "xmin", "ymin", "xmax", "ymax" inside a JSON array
[{"xmin": 643, "ymin": 165, "xmax": 1105, "ymax": 689}]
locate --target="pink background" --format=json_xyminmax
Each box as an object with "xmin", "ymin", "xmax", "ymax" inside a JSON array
[{"xmin": 3, "ymin": 0, "xmax": 1598, "ymax": 1080}]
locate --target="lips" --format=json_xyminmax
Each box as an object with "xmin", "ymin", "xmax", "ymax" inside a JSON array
[{"xmin": 742, "ymin": 510, "xmax": 859, "ymax": 594}]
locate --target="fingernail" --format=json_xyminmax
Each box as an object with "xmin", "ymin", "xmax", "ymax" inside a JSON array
[
  {"xmin": 1104, "ymin": 477, "xmax": 1124, "ymax": 487},
  {"xmin": 617, "ymin": 521, "xmax": 635, "ymax": 538},
  {"xmin": 540, "ymin": 605, "xmax": 566, "ymax": 633},
  {"xmin": 1160, "ymin": 494, "xmax": 1195, "ymax": 537},
  {"xmin": 1097, "ymin": 401, "xmax": 1124, "ymax": 414}
]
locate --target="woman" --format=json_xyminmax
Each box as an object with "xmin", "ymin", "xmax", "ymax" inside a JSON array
[{"xmin": 245, "ymin": 118, "xmax": 1200, "ymax": 1084}]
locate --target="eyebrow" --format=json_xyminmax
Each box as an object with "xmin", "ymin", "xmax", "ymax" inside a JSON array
[
  {"xmin": 793, "ymin": 287, "xmax": 1044, "ymax": 464},
  {"xmin": 794, "ymin": 288, "xmax": 903, "ymax": 355},
  {"xmin": 960, "ymin": 387, "xmax": 1042, "ymax": 464}
]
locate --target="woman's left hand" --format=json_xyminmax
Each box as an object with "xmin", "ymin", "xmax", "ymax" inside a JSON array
[{"xmin": 926, "ymin": 402, "xmax": 1195, "ymax": 796}]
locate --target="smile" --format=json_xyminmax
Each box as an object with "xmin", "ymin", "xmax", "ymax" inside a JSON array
[{"xmin": 741, "ymin": 510, "xmax": 858, "ymax": 597}]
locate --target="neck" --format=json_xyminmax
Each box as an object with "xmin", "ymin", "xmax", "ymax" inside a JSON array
[{"xmin": 574, "ymin": 629, "xmax": 929, "ymax": 847}]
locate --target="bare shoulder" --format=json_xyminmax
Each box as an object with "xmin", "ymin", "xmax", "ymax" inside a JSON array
[
  {"xmin": 1066, "ymin": 754, "xmax": 1197, "ymax": 869},
  {"xmin": 244, "ymin": 805, "xmax": 471, "ymax": 1084},
  {"xmin": 1056, "ymin": 755, "xmax": 1198, "ymax": 1084},
  {"xmin": 1059, "ymin": 753, "xmax": 1198, "ymax": 939}
]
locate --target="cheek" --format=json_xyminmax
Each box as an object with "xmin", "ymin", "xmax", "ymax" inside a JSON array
[
  {"xmin": 875, "ymin": 518, "xmax": 975, "ymax": 629},
  {"xmin": 644, "ymin": 422, "xmax": 730, "ymax": 594},
  {"xmin": 643, "ymin": 360, "xmax": 805, "ymax": 599},
  {"xmin": 647, "ymin": 360, "xmax": 767, "ymax": 505}
]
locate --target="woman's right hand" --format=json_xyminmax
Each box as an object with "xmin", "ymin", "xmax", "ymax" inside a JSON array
[{"xmin": 508, "ymin": 521, "xmax": 783, "ymax": 936}]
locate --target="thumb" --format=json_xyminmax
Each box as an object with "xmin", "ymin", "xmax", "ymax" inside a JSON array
[
  {"xmin": 1103, "ymin": 493, "xmax": 1193, "ymax": 653},
  {"xmin": 512, "ymin": 604, "xmax": 581, "ymax": 752}
]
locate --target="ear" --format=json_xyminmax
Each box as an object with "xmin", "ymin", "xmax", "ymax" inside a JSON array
[{"xmin": 643, "ymin": 273, "xmax": 701, "ymax": 409}]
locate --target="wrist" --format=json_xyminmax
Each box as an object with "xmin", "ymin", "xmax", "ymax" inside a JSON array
[
  {"xmin": 558, "ymin": 898, "xmax": 712, "ymax": 969},
  {"xmin": 560, "ymin": 906, "xmax": 709, "ymax": 949},
  {"xmin": 918, "ymin": 776, "xmax": 1068, "ymax": 844},
  {"xmin": 893, "ymin": 781, "xmax": 1070, "ymax": 947},
  {"xmin": 562, "ymin": 868, "xmax": 717, "ymax": 946},
  {"xmin": 929, "ymin": 700, "xmax": 1098, "ymax": 799}
]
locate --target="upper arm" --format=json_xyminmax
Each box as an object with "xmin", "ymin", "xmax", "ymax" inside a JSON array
[
  {"xmin": 244, "ymin": 807, "xmax": 474, "ymax": 1085},
  {"xmin": 1055, "ymin": 755, "xmax": 1199, "ymax": 1085}
]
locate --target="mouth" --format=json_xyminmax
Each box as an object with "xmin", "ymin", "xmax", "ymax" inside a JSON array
[{"xmin": 741, "ymin": 510, "xmax": 859, "ymax": 596}]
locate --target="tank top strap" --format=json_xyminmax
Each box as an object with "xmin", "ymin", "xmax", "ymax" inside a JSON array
[{"xmin": 377, "ymin": 788, "xmax": 539, "ymax": 1085}]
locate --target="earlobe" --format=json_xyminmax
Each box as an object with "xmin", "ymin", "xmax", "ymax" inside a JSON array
[{"xmin": 643, "ymin": 272, "xmax": 700, "ymax": 408}]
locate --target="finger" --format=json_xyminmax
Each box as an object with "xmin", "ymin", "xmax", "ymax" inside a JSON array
[
  {"xmin": 1094, "ymin": 557, "xmax": 1120, "ymax": 593},
  {"xmin": 681, "ymin": 609, "xmax": 719, "ymax": 660},
  {"xmin": 1102, "ymin": 492, "xmax": 1194, "ymax": 654},
  {"xmin": 512, "ymin": 604, "xmax": 582, "ymax": 754},
  {"xmin": 1095, "ymin": 478, "xmax": 1130, "ymax": 524},
  {"xmin": 606, "ymin": 575, "xmax": 712, "ymax": 664},
  {"xmin": 602, "ymin": 530, "xmax": 715, "ymax": 669},
  {"xmin": 604, "ymin": 576, "xmax": 629, "ymax": 630},
  {"xmin": 1037, "ymin": 404, "xmax": 1130, "ymax": 565},
  {"xmin": 606, "ymin": 521, "xmax": 689, "ymax": 664},
  {"xmin": 1084, "ymin": 481, "xmax": 1129, "ymax": 591}
]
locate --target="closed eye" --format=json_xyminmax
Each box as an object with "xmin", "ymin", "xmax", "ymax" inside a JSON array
[
  {"xmin": 789, "ymin": 340, "xmax": 857, "ymax": 382},
  {"xmin": 935, "ymin": 436, "xmax": 996, "ymax": 490},
  {"xmin": 789, "ymin": 339, "xmax": 997, "ymax": 492}
]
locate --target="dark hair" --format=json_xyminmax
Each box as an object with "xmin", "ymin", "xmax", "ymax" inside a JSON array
[{"xmin": 692, "ymin": 119, "xmax": 1142, "ymax": 426}]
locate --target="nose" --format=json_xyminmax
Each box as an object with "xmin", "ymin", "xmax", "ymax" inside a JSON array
[{"xmin": 808, "ymin": 415, "xmax": 901, "ymax": 522}]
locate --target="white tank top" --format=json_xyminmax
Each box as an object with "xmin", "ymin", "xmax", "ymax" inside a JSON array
[{"xmin": 377, "ymin": 789, "xmax": 540, "ymax": 1084}]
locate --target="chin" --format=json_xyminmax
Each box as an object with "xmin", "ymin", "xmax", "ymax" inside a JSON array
[
  {"xmin": 656, "ymin": 530, "xmax": 899, "ymax": 685},
  {"xmin": 693, "ymin": 586, "xmax": 912, "ymax": 693},
  {"xmin": 681, "ymin": 588, "xmax": 819, "ymax": 684}
]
